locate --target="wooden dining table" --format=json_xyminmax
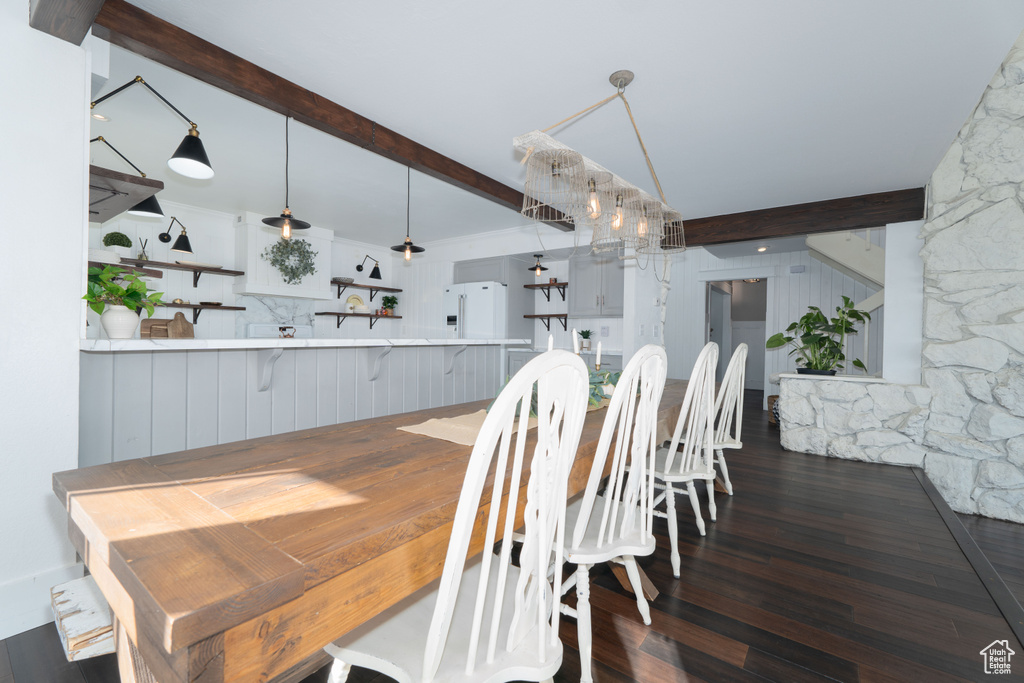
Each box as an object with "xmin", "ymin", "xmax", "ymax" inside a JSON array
[{"xmin": 53, "ymin": 379, "xmax": 688, "ymax": 683}]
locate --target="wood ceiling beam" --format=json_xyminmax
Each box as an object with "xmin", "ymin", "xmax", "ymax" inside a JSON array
[
  {"xmin": 29, "ymin": 0, "xmax": 105, "ymax": 45},
  {"xmin": 683, "ymin": 187, "xmax": 925, "ymax": 247},
  {"xmin": 90, "ymin": 0, "xmax": 573, "ymax": 230}
]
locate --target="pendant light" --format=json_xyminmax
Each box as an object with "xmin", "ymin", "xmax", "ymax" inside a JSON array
[
  {"xmin": 390, "ymin": 167, "xmax": 426, "ymax": 261},
  {"xmin": 263, "ymin": 117, "xmax": 310, "ymax": 239},
  {"xmin": 529, "ymin": 254, "xmax": 549, "ymax": 277}
]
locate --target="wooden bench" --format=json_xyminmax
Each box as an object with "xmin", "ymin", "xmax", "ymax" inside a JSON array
[{"xmin": 51, "ymin": 575, "xmax": 115, "ymax": 661}]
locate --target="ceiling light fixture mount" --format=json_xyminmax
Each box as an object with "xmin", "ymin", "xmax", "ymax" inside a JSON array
[
  {"xmin": 90, "ymin": 75, "xmax": 214, "ymax": 180},
  {"xmin": 390, "ymin": 167, "xmax": 425, "ymax": 261},
  {"xmin": 515, "ymin": 69, "xmax": 686, "ymax": 255},
  {"xmin": 262, "ymin": 117, "xmax": 311, "ymax": 239}
]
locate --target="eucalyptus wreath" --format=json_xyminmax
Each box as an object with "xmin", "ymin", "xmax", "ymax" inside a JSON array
[{"xmin": 262, "ymin": 238, "xmax": 318, "ymax": 285}]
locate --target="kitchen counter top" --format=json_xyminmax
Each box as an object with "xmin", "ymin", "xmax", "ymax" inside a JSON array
[{"xmin": 81, "ymin": 338, "xmax": 532, "ymax": 352}]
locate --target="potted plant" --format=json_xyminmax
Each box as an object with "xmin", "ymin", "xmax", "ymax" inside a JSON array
[
  {"xmin": 766, "ymin": 296, "xmax": 870, "ymax": 375},
  {"xmin": 579, "ymin": 329, "xmax": 592, "ymax": 351},
  {"xmin": 381, "ymin": 295, "xmax": 398, "ymax": 316},
  {"xmin": 83, "ymin": 265, "xmax": 164, "ymax": 339},
  {"xmin": 102, "ymin": 231, "xmax": 133, "ymax": 258}
]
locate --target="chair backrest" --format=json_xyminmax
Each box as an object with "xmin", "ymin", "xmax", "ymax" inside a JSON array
[
  {"xmin": 423, "ymin": 349, "xmax": 589, "ymax": 681},
  {"xmin": 662, "ymin": 342, "xmax": 719, "ymax": 477},
  {"xmin": 570, "ymin": 344, "xmax": 668, "ymax": 552},
  {"xmin": 714, "ymin": 343, "xmax": 748, "ymax": 446}
]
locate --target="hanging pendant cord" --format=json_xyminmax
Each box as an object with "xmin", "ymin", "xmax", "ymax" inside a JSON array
[
  {"xmin": 284, "ymin": 117, "xmax": 290, "ymax": 209},
  {"xmin": 534, "ymin": 87, "xmax": 668, "ymax": 205},
  {"xmin": 406, "ymin": 166, "xmax": 411, "ymax": 238}
]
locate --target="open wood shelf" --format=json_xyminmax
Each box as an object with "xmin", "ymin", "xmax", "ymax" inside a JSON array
[
  {"xmin": 330, "ymin": 279, "xmax": 403, "ymax": 302},
  {"xmin": 524, "ymin": 281, "xmax": 568, "ymax": 302},
  {"xmin": 88, "ymin": 260, "xmax": 163, "ymax": 279},
  {"xmin": 316, "ymin": 311, "xmax": 402, "ymax": 330},
  {"xmin": 162, "ymin": 302, "xmax": 245, "ymax": 324},
  {"xmin": 121, "ymin": 259, "xmax": 245, "ymax": 287},
  {"xmin": 524, "ymin": 313, "xmax": 568, "ymax": 331}
]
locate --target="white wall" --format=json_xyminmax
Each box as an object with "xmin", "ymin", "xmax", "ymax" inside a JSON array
[
  {"xmin": 0, "ymin": 7, "xmax": 87, "ymax": 639},
  {"xmin": 663, "ymin": 245, "xmax": 884, "ymax": 397},
  {"xmin": 882, "ymin": 220, "xmax": 924, "ymax": 384}
]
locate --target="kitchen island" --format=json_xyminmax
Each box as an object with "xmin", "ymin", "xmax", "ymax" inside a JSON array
[{"xmin": 79, "ymin": 338, "xmax": 529, "ymax": 467}]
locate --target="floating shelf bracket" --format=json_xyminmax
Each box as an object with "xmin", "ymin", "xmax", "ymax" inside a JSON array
[{"xmin": 256, "ymin": 348, "xmax": 284, "ymax": 392}]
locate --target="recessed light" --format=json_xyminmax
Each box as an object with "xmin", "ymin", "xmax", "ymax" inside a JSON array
[
  {"xmin": 757, "ymin": 246, "xmax": 767, "ymax": 252},
  {"xmin": 91, "ymin": 112, "xmax": 110, "ymax": 121}
]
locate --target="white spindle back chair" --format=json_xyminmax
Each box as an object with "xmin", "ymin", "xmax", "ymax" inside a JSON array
[
  {"xmin": 324, "ymin": 350, "xmax": 590, "ymax": 683},
  {"xmin": 712, "ymin": 343, "xmax": 747, "ymax": 495},
  {"xmin": 653, "ymin": 342, "xmax": 719, "ymax": 576},
  {"xmin": 560, "ymin": 344, "xmax": 667, "ymax": 683}
]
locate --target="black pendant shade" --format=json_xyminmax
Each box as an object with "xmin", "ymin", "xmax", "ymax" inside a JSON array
[
  {"xmin": 390, "ymin": 168, "xmax": 425, "ymax": 260},
  {"xmin": 127, "ymin": 194, "xmax": 164, "ymax": 218},
  {"xmin": 263, "ymin": 116, "xmax": 308, "ymax": 239},
  {"xmin": 529, "ymin": 254, "xmax": 548, "ymax": 276},
  {"xmin": 168, "ymin": 127, "xmax": 214, "ymax": 179}
]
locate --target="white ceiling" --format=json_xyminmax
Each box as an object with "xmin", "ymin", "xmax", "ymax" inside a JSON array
[{"xmin": 106, "ymin": 0, "xmax": 1024, "ymax": 246}]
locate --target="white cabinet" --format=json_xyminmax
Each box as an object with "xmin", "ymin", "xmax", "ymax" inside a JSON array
[
  {"xmin": 454, "ymin": 256, "xmax": 509, "ymax": 285},
  {"xmin": 568, "ymin": 254, "xmax": 624, "ymax": 317}
]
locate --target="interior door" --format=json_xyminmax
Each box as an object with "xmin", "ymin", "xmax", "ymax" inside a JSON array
[{"xmin": 706, "ymin": 283, "xmax": 732, "ymax": 383}]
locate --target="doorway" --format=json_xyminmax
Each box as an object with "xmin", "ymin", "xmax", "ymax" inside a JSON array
[{"xmin": 706, "ymin": 282, "xmax": 732, "ymax": 384}]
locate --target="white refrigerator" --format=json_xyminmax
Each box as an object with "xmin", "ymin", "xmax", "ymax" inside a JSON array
[{"xmin": 444, "ymin": 282, "xmax": 507, "ymax": 339}]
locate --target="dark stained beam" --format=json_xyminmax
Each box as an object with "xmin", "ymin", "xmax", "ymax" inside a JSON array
[
  {"xmin": 29, "ymin": 0, "xmax": 105, "ymax": 45},
  {"xmin": 683, "ymin": 187, "xmax": 925, "ymax": 247},
  {"xmin": 90, "ymin": 0, "xmax": 574, "ymax": 230}
]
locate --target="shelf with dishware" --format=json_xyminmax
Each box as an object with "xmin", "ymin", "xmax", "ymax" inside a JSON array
[
  {"xmin": 315, "ymin": 311, "xmax": 403, "ymax": 330},
  {"xmin": 161, "ymin": 302, "xmax": 246, "ymax": 324},
  {"xmin": 523, "ymin": 313, "xmax": 568, "ymax": 331},
  {"xmin": 330, "ymin": 278, "xmax": 403, "ymax": 301},
  {"xmin": 524, "ymin": 281, "xmax": 568, "ymax": 302},
  {"xmin": 120, "ymin": 258, "xmax": 245, "ymax": 287}
]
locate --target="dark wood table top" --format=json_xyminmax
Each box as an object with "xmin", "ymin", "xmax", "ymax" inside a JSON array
[{"xmin": 53, "ymin": 379, "xmax": 687, "ymax": 683}]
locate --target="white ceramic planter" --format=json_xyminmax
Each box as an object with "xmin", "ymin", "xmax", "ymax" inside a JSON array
[{"xmin": 100, "ymin": 305, "xmax": 140, "ymax": 339}]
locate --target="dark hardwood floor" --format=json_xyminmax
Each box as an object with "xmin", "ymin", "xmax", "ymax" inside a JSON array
[{"xmin": 4, "ymin": 390, "xmax": 1022, "ymax": 682}]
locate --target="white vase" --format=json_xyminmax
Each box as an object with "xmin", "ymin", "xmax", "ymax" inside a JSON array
[{"xmin": 101, "ymin": 305, "xmax": 140, "ymax": 339}]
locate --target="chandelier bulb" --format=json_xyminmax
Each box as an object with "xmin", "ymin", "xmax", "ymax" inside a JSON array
[
  {"xmin": 551, "ymin": 161, "xmax": 561, "ymax": 177},
  {"xmin": 637, "ymin": 208, "xmax": 648, "ymax": 238},
  {"xmin": 588, "ymin": 179, "xmax": 601, "ymax": 218},
  {"xmin": 612, "ymin": 194, "xmax": 624, "ymax": 230}
]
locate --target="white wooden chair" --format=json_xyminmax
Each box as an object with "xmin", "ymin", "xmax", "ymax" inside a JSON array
[
  {"xmin": 652, "ymin": 342, "xmax": 718, "ymax": 576},
  {"xmin": 712, "ymin": 343, "xmax": 747, "ymax": 496},
  {"xmin": 323, "ymin": 349, "xmax": 590, "ymax": 683},
  {"xmin": 560, "ymin": 344, "xmax": 668, "ymax": 683}
]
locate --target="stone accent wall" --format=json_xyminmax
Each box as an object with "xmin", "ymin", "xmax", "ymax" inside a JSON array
[
  {"xmin": 780, "ymin": 379, "xmax": 931, "ymax": 467},
  {"xmin": 778, "ymin": 32, "xmax": 1024, "ymax": 524}
]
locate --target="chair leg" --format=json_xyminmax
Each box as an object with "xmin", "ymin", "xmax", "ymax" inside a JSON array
[
  {"xmin": 706, "ymin": 479, "xmax": 717, "ymax": 522},
  {"xmin": 621, "ymin": 556, "xmax": 652, "ymax": 625},
  {"xmin": 686, "ymin": 481, "xmax": 706, "ymax": 536},
  {"xmin": 575, "ymin": 564, "xmax": 594, "ymax": 683},
  {"xmin": 664, "ymin": 483, "xmax": 681, "ymax": 578},
  {"xmin": 327, "ymin": 659, "xmax": 351, "ymax": 683},
  {"xmin": 716, "ymin": 448, "xmax": 733, "ymax": 495}
]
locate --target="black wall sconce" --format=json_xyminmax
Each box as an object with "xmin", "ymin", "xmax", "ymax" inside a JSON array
[
  {"xmin": 356, "ymin": 255, "xmax": 382, "ymax": 280},
  {"xmin": 159, "ymin": 217, "xmax": 194, "ymax": 254},
  {"xmin": 89, "ymin": 136, "xmax": 164, "ymax": 218},
  {"xmin": 91, "ymin": 75, "xmax": 214, "ymax": 180}
]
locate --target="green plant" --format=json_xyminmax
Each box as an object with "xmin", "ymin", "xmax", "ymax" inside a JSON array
[
  {"xmin": 766, "ymin": 296, "xmax": 870, "ymax": 372},
  {"xmin": 262, "ymin": 238, "xmax": 318, "ymax": 285},
  {"xmin": 102, "ymin": 231, "xmax": 132, "ymax": 248},
  {"xmin": 83, "ymin": 265, "xmax": 164, "ymax": 317},
  {"xmin": 381, "ymin": 295, "xmax": 398, "ymax": 310},
  {"xmin": 588, "ymin": 368, "xmax": 621, "ymax": 407},
  {"xmin": 579, "ymin": 329, "xmax": 592, "ymax": 339}
]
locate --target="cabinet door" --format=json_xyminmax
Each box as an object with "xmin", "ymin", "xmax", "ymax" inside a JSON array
[
  {"xmin": 568, "ymin": 256, "xmax": 603, "ymax": 317},
  {"xmin": 454, "ymin": 256, "xmax": 509, "ymax": 285},
  {"xmin": 599, "ymin": 255, "xmax": 625, "ymax": 316}
]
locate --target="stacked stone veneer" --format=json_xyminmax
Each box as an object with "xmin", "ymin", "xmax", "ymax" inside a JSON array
[{"xmin": 779, "ymin": 32, "xmax": 1024, "ymax": 524}]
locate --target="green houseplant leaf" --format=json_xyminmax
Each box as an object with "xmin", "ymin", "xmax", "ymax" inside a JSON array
[
  {"xmin": 83, "ymin": 265, "xmax": 164, "ymax": 317},
  {"xmin": 766, "ymin": 297, "xmax": 871, "ymax": 373}
]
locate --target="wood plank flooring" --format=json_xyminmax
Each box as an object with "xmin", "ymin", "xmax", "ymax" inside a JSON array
[{"xmin": 5, "ymin": 390, "xmax": 1022, "ymax": 682}]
